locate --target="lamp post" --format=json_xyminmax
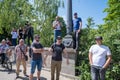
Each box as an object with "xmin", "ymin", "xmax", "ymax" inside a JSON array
[
  {"xmin": 66, "ymin": 0, "xmax": 72, "ymax": 34},
  {"xmin": 62, "ymin": 0, "xmax": 73, "ymax": 48},
  {"xmin": 63, "ymin": 0, "xmax": 80, "ymax": 76},
  {"xmin": 65, "ymin": 0, "xmax": 80, "ymax": 76}
]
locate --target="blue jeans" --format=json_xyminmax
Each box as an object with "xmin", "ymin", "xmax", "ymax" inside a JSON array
[
  {"xmin": 91, "ymin": 65, "xmax": 106, "ymax": 80},
  {"xmin": 0, "ymin": 53, "xmax": 5, "ymax": 64},
  {"xmin": 73, "ymin": 31, "xmax": 80, "ymax": 50},
  {"xmin": 12, "ymin": 38, "xmax": 17, "ymax": 46},
  {"xmin": 30, "ymin": 59, "xmax": 42, "ymax": 74},
  {"xmin": 54, "ymin": 30, "xmax": 61, "ymax": 42}
]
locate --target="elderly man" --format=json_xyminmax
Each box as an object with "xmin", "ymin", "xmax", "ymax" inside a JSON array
[{"xmin": 15, "ymin": 39, "xmax": 28, "ymax": 78}]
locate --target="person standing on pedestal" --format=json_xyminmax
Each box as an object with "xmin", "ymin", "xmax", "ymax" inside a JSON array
[
  {"xmin": 72, "ymin": 13, "xmax": 82, "ymax": 50},
  {"xmin": 53, "ymin": 16, "xmax": 62, "ymax": 42}
]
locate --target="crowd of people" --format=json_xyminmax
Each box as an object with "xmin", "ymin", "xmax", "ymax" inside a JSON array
[
  {"xmin": 0, "ymin": 13, "xmax": 112, "ymax": 80},
  {"xmin": 11, "ymin": 22, "xmax": 34, "ymax": 47}
]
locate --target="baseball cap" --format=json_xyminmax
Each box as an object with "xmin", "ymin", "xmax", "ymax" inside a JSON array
[
  {"xmin": 74, "ymin": 13, "xmax": 77, "ymax": 15},
  {"xmin": 57, "ymin": 36, "xmax": 62, "ymax": 40},
  {"xmin": 95, "ymin": 36, "xmax": 103, "ymax": 40}
]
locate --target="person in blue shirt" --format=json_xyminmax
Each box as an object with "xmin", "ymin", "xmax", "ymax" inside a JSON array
[{"xmin": 73, "ymin": 13, "xmax": 82, "ymax": 50}]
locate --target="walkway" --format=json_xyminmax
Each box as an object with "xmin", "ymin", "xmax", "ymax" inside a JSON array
[
  {"xmin": 0, "ymin": 64, "xmax": 74, "ymax": 80},
  {"xmin": 0, "ymin": 47, "xmax": 78, "ymax": 80}
]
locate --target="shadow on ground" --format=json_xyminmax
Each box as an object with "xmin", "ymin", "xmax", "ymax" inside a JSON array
[{"xmin": 15, "ymin": 76, "xmax": 47, "ymax": 80}]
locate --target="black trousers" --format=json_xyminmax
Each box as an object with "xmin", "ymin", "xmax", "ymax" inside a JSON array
[
  {"xmin": 28, "ymin": 35, "xmax": 33, "ymax": 46},
  {"xmin": 0, "ymin": 53, "xmax": 5, "ymax": 64},
  {"xmin": 73, "ymin": 31, "xmax": 80, "ymax": 50}
]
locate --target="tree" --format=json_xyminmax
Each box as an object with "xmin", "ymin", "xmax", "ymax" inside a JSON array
[
  {"xmin": 103, "ymin": 1, "xmax": 120, "ymax": 79},
  {"xmin": 77, "ymin": 0, "xmax": 120, "ymax": 79},
  {"xmin": 0, "ymin": 0, "xmax": 35, "ymax": 40},
  {"xmin": 0, "ymin": 0, "xmax": 64, "ymax": 45},
  {"xmin": 104, "ymin": 0, "xmax": 120, "ymax": 29},
  {"xmin": 86, "ymin": 17, "xmax": 95, "ymax": 29},
  {"xmin": 32, "ymin": 0, "xmax": 64, "ymax": 46}
]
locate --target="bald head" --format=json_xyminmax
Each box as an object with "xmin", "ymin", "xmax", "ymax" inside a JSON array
[
  {"xmin": 1, "ymin": 39, "xmax": 6, "ymax": 45},
  {"xmin": 19, "ymin": 39, "xmax": 24, "ymax": 45}
]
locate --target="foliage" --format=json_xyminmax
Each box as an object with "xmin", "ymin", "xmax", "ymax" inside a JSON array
[
  {"xmin": 32, "ymin": 0, "xmax": 65, "ymax": 46},
  {"xmin": 0, "ymin": 0, "xmax": 35, "ymax": 40},
  {"xmin": 0, "ymin": 0, "xmax": 120, "ymax": 79},
  {"xmin": 86, "ymin": 17, "xmax": 95, "ymax": 29},
  {"xmin": 77, "ymin": 0, "xmax": 120, "ymax": 79},
  {"xmin": 0, "ymin": 0, "xmax": 65, "ymax": 45}
]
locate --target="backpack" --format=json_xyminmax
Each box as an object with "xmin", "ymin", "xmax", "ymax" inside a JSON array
[
  {"xmin": 29, "ymin": 47, "xmax": 33, "ymax": 58},
  {"xmin": 52, "ymin": 43, "xmax": 64, "ymax": 52}
]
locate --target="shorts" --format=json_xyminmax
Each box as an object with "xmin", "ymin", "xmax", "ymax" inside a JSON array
[{"xmin": 30, "ymin": 59, "xmax": 42, "ymax": 74}]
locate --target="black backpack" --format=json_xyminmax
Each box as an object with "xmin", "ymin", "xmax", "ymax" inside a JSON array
[{"xmin": 29, "ymin": 47, "xmax": 33, "ymax": 58}]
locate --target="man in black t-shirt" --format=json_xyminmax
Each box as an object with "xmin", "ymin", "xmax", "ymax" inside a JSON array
[
  {"xmin": 29, "ymin": 34, "xmax": 44, "ymax": 80},
  {"xmin": 45, "ymin": 36, "xmax": 69, "ymax": 80}
]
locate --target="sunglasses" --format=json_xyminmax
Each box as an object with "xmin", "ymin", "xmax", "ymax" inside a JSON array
[{"xmin": 36, "ymin": 37, "xmax": 40, "ymax": 39}]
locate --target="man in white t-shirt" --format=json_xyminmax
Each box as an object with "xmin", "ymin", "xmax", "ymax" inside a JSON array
[{"xmin": 89, "ymin": 36, "xmax": 112, "ymax": 80}]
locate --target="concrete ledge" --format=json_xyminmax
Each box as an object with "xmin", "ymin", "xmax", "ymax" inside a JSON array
[{"xmin": 44, "ymin": 47, "xmax": 76, "ymax": 53}]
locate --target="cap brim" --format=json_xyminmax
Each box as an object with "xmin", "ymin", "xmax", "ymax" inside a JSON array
[{"xmin": 95, "ymin": 38, "xmax": 102, "ymax": 40}]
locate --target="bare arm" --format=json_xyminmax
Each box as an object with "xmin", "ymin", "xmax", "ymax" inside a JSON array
[
  {"xmin": 77, "ymin": 21, "xmax": 82, "ymax": 33},
  {"xmin": 43, "ymin": 48, "xmax": 53, "ymax": 66},
  {"xmin": 53, "ymin": 21, "xmax": 57, "ymax": 29},
  {"xmin": 53, "ymin": 25, "xmax": 56, "ymax": 29},
  {"xmin": 79, "ymin": 21, "xmax": 82, "ymax": 30},
  {"xmin": 63, "ymin": 49, "xmax": 69, "ymax": 65},
  {"xmin": 103, "ymin": 55, "xmax": 112, "ymax": 69},
  {"xmin": 43, "ymin": 48, "xmax": 53, "ymax": 61},
  {"xmin": 32, "ymin": 47, "xmax": 44, "ymax": 54},
  {"xmin": 15, "ymin": 46, "xmax": 17, "ymax": 54},
  {"xmin": 25, "ymin": 46, "xmax": 27, "ymax": 54},
  {"xmin": 89, "ymin": 52, "xmax": 93, "ymax": 65}
]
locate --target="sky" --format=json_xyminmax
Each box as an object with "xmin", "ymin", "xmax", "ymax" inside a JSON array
[{"xmin": 58, "ymin": 0, "xmax": 108, "ymax": 28}]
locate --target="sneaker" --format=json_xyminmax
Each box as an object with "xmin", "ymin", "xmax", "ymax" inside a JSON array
[
  {"xmin": 16, "ymin": 73, "xmax": 19, "ymax": 79},
  {"xmin": 24, "ymin": 74, "xmax": 29, "ymax": 77},
  {"xmin": 1, "ymin": 64, "xmax": 5, "ymax": 67},
  {"xmin": 16, "ymin": 75, "xmax": 19, "ymax": 79}
]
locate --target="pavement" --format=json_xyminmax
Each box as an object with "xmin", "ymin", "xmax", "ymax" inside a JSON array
[
  {"xmin": 0, "ymin": 63, "xmax": 76, "ymax": 80},
  {"xmin": 0, "ymin": 47, "xmax": 78, "ymax": 80}
]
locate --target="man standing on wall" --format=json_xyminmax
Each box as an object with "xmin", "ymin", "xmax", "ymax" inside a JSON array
[
  {"xmin": 53, "ymin": 16, "xmax": 62, "ymax": 42},
  {"xmin": 72, "ymin": 13, "xmax": 82, "ymax": 50}
]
